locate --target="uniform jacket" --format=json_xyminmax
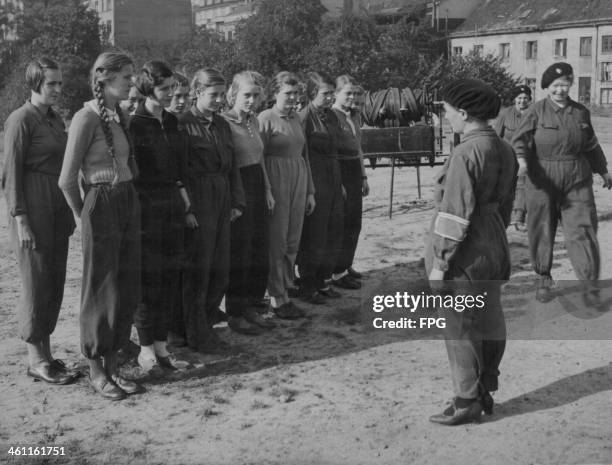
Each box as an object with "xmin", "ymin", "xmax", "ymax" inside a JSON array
[
  {"xmin": 425, "ymin": 127, "xmax": 517, "ymax": 281},
  {"xmin": 178, "ymin": 107, "xmax": 246, "ymax": 211},
  {"xmin": 494, "ymin": 105, "xmax": 524, "ymax": 144}
]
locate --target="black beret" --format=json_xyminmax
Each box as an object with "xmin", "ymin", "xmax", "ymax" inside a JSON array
[
  {"xmin": 511, "ymin": 85, "xmax": 532, "ymax": 100},
  {"xmin": 541, "ymin": 62, "xmax": 573, "ymax": 89},
  {"xmin": 442, "ymin": 79, "xmax": 501, "ymax": 121}
]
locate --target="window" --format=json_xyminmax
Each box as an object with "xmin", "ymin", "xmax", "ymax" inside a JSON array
[
  {"xmin": 227, "ymin": 30, "xmax": 233, "ymax": 40},
  {"xmin": 452, "ymin": 46, "xmax": 463, "ymax": 56},
  {"xmin": 580, "ymin": 37, "xmax": 592, "ymax": 56},
  {"xmin": 499, "ymin": 43, "xmax": 510, "ymax": 60},
  {"xmin": 526, "ymin": 41, "xmax": 537, "ymax": 59},
  {"xmin": 473, "ymin": 45, "xmax": 483, "ymax": 57},
  {"xmin": 554, "ymin": 39, "xmax": 567, "ymax": 57},
  {"xmin": 106, "ymin": 19, "xmax": 111, "ymax": 34},
  {"xmin": 600, "ymin": 62, "xmax": 612, "ymax": 81},
  {"xmin": 93, "ymin": 0, "xmax": 98, "ymax": 11},
  {"xmin": 578, "ymin": 77, "xmax": 591, "ymax": 104},
  {"xmin": 601, "ymin": 88, "xmax": 612, "ymax": 104},
  {"xmin": 602, "ymin": 35, "xmax": 612, "ymax": 53}
]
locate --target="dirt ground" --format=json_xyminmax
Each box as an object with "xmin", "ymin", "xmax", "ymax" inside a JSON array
[{"xmin": 1, "ymin": 118, "xmax": 612, "ymax": 465}]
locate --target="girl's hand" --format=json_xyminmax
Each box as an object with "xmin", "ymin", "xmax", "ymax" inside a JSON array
[
  {"xmin": 185, "ymin": 212, "xmax": 199, "ymax": 229},
  {"xmin": 601, "ymin": 173, "xmax": 612, "ymax": 189},
  {"xmin": 265, "ymin": 190, "xmax": 275, "ymax": 214},
  {"xmin": 341, "ymin": 185, "xmax": 347, "ymax": 200},
  {"xmin": 517, "ymin": 157, "xmax": 527, "ymax": 175},
  {"xmin": 305, "ymin": 194, "xmax": 316, "ymax": 216},
  {"xmin": 15, "ymin": 215, "xmax": 36, "ymax": 250},
  {"xmin": 230, "ymin": 208, "xmax": 242, "ymax": 222},
  {"xmin": 362, "ymin": 178, "xmax": 370, "ymax": 197}
]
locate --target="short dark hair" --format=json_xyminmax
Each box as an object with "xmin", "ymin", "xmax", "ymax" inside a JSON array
[
  {"xmin": 305, "ymin": 71, "xmax": 335, "ymax": 101},
  {"xmin": 26, "ymin": 57, "xmax": 60, "ymax": 93},
  {"xmin": 134, "ymin": 60, "xmax": 174, "ymax": 97}
]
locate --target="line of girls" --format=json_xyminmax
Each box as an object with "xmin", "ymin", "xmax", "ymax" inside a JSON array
[{"xmin": 2, "ymin": 52, "xmax": 369, "ymax": 401}]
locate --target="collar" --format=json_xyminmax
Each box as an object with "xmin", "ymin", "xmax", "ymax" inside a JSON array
[
  {"xmin": 309, "ymin": 102, "xmax": 329, "ymax": 118},
  {"xmin": 134, "ymin": 101, "xmax": 169, "ymax": 121},
  {"xmin": 85, "ymin": 100, "xmax": 121, "ymax": 123},
  {"xmin": 272, "ymin": 105, "xmax": 295, "ymax": 120},
  {"xmin": 332, "ymin": 103, "xmax": 352, "ymax": 117},
  {"xmin": 26, "ymin": 100, "xmax": 57, "ymax": 122},
  {"xmin": 223, "ymin": 108, "xmax": 255, "ymax": 124},
  {"xmin": 546, "ymin": 96, "xmax": 574, "ymax": 114},
  {"xmin": 460, "ymin": 126, "xmax": 497, "ymax": 143},
  {"xmin": 191, "ymin": 105, "xmax": 216, "ymax": 127}
]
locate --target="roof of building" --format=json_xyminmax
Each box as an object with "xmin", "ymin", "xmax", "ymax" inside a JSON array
[
  {"xmin": 451, "ymin": 0, "xmax": 612, "ymax": 37},
  {"xmin": 360, "ymin": 0, "xmax": 428, "ymax": 17}
]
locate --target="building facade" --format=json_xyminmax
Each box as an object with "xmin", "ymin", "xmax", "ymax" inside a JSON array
[
  {"xmin": 87, "ymin": 0, "xmax": 192, "ymax": 45},
  {"xmin": 0, "ymin": 0, "xmax": 23, "ymax": 42},
  {"xmin": 450, "ymin": 0, "xmax": 612, "ymax": 104}
]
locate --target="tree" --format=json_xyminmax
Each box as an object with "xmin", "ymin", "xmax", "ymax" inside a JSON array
[
  {"xmin": 425, "ymin": 52, "xmax": 521, "ymax": 104},
  {"xmin": 179, "ymin": 27, "xmax": 243, "ymax": 78},
  {"xmin": 234, "ymin": 0, "xmax": 326, "ymax": 76},
  {"xmin": 0, "ymin": 0, "xmax": 102, "ymax": 121}
]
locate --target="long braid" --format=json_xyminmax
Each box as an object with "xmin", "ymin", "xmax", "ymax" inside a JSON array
[
  {"xmin": 115, "ymin": 102, "xmax": 139, "ymax": 179},
  {"xmin": 94, "ymin": 81, "xmax": 120, "ymax": 185}
]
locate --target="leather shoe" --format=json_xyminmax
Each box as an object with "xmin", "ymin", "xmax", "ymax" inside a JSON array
[
  {"xmin": 244, "ymin": 308, "xmax": 276, "ymax": 329},
  {"xmin": 89, "ymin": 375, "xmax": 126, "ymax": 401},
  {"xmin": 332, "ymin": 275, "xmax": 361, "ymax": 290},
  {"xmin": 228, "ymin": 316, "xmax": 263, "ymax": 335},
  {"xmin": 198, "ymin": 331, "xmax": 232, "ymax": 355},
  {"xmin": 318, "ymin": 287, "xmax": 342, "ymax": 299},
  {"xmin": 111, "ymin": 374, "xmax": 145, "ymax": 395},
  {"xmin": 429, "ymin": 398, "xmax": 482, "ymax": 425},
  {"xmin": 273, "ymin": 302, "xmax": 305, "ymax": 320},
  {"xmin": 27, "ymin": 364, "xmax": 76, "ymax": 385},
  {"xmin": 50, "ymin": 359, "xmax": 80, "ymax": 378},
  {"xmin": 300, "ymin": 291, "xmax": 327, "ymax": 305},
  {"xmin": 347, "ymin": 267, "xmax": 363, "ymax": 280},
  {"xmin": 157, "ymin": 354, "xmax": 190, "ymax": 370}
]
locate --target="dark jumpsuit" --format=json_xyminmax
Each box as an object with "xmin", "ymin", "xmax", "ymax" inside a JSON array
[
  {"xmin": 511, "ymin": 97, "xmax": 608, "ymax": 283},
  {"xmin": 298, "ymin": 104, "xmax": 344, "ymax": 292},
  {"xmin": 129, "ymin": 104, "xmax": 187, "ymax": 346},
  {"xmin": 494, "ymin": 105, "xmax": 527, "ymax": 224},
  {"xmin": 178, "ymin": 108, "xmax": 245, "ymax": 352},
  {"xmin": 2, "ymin": 102, "xmax": 75, "ymax": 343},
  {"xmin": 425, "ymin": 127, "xmax": 517, "ymax": 399},
  {"xmin": 332, "ymin": 107, "xmax": 363, "ymax": 274}
]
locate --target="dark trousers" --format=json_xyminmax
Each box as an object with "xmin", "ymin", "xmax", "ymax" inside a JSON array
[
  {"xmin": 9, "ymin": 172, "xmax": 75, "ymax": 343},
  {"xmin": 133, "ymin": 186, "xmax": 184, "ymax": 346},
  {"xmin": 183, "ymin": 174, "xmax": 230, "ymax": 350},
  {"xmin": 526, "ymin": 159, "xmax": 599, "ymax": 281},
  {"xmin": 334, "ymin": 158, "xmax": 362, "ymax": 274},
  {"xmin": 80, "ymin": 182, "xmax": 141, "ymax": 359},
  {"xmin": 226, "ymin": 164, "xmax": 269, "ymax": 317},
  {"xmin": 298, "ymin": 158, "xmax": 344, "ymax": 291},
  {"xmin": 440, "ymin": 281, "xmax": 506, "ymax": 399},
  {"xmin": 511, "ymin": 172, "xmax": 527, "ymax": 224}
]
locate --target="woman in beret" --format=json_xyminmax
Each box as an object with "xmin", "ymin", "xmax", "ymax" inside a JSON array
[
  {"xmin": 494, "ymin": 85, "xmax": 532, "ymax": 230},
  {"xmin": 512, "ymin": 63, "xmax": 612, "ymax": 306},
  {"xmin": 426, "ymin": 79, "xmax": 517, "ymax": 425}
]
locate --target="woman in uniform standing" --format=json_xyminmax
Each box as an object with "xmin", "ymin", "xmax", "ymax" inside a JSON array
[
  {"xmin": 2, "ymin": 58, "xmax": 76, "ymax": 385},
  {"xmin": 129, "ymin": 61, "xmax": 195, "ymax": 371},
  {"xmin": 258, "ymin": 71, "xmax": 315, "ymax": 319},
  {"xmin": 59, "ymin": 52, "xmax": 143, "ymax": 400},
  {"xmin": 222, "ymin": 71, "xmax": 276, "ymax": 335},
  {"xmin": 178, "ymin": 68, "xmax": 245, "ymax": 353},
  {"xmin": 331, "ymin": 75, "xmax": 369, "ymax": 289},
  {"xmin": 426, "ymin": 79, "xmax": 517, "ymax": 425},
  {"xmin": 297, "ymin": 71, "xmax": 344, "ymax": 304},
  {"xmin": 512, "ymin": 63, "xmax": 612, "ymax": 306},
  {"xmin": 494, "ymin": 85, "xmax": 532, "ymax": 230}
]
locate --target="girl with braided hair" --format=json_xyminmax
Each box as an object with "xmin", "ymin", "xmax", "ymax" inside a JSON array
[{"xmin": 59, "ymin": 52, "xmax": 144, "ymax": 401}]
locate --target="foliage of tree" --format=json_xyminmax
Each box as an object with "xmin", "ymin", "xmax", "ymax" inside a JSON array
[
  {"xmin": 425, "ymin": 52, "xmax": 521, "ymax": 104},
  {"xmin": 180, "ymin": 27, "xmax": 244, "ymax": 78},
  {"xmin": 0, "ymin": 0, "xmax": 102, "ymax": 121},
  {"xmin": 234, "ymin": 0, "xmax": 326, "ymax": 76}
]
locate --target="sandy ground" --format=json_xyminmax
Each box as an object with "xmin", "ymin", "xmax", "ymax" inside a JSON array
[{"xmin": 1, "ymin": 118, "xmax": 612, "ymax": 465}]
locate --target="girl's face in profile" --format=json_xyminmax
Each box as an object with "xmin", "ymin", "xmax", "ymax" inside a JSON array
[{"xmin": 197, "ymin": 84, "xmax": 226, "ymax": 114}]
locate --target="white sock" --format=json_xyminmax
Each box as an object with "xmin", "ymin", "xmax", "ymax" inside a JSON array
[
  {"xmin": 271, "ymin": 296, "xmax": 288, "ymax": 308},
  {"xmin": 332, "ymin": 271, "xmax": 348, "ymax": 280},
  {"xmin": 139, "ymin": 344, "xmax": 156, "ymax": 360},
  {"xmin": 154, "ymin": 340, "xmax": 170, "ymax": 357}
]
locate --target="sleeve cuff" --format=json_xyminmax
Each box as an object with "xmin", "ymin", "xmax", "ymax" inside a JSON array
[{"xmin": 433, "ymin": 212, "xmax": 470, "ymax": 242}]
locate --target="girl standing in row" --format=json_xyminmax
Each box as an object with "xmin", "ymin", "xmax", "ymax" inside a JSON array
[
  {"xmin": 258, "ymin": 72, "xmax": 315, "ymax": 319},
  {"xmin": 3, "ymin": 58, "xmax": 76, "ymax": 385},
  {"xmin": 59, "ymin": 52, "xmax": 144, "ymax": 400}
]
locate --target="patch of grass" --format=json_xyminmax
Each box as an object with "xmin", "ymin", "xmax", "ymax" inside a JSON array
[{"xmin": 250, "ymin": 400, "xmax": 270, "ymax": 410}]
